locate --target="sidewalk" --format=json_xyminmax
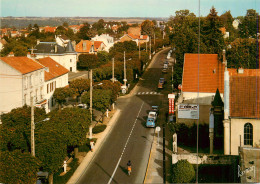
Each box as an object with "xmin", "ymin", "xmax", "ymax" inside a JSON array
[
  {"xmin": 67, "ymin": 109, "xmax": 121, "ymax": 184},
  {"xmin": 144, "ymin": 132, "xmax": 164, "ymax": 184}
]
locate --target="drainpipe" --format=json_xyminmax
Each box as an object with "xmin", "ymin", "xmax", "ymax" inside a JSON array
[{"xmin": 223, "ymin": 49, "xmax": 231, "ymax": 155}]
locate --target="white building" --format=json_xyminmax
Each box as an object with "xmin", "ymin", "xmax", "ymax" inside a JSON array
[
  {"xmin": 55, "ymin": 35, "xmax": 70, "ymax": 47},
  {"xmin": 0, "ymin": 57, "xmax": 46, "ymax": 114},
  {"xmin": 91, "ymin": 34, "xmax": 114, "ymax": 52},
  {"xmin": 232, "ymin": 19, "xmax": 240, "ymax": 29},
  {"xmin": 33, "ymin": 41, "xmax": 77, "ymax": 72},
  {"xmin": 37, "ymin": 57, "xmax": 69, "ymax": 112}
]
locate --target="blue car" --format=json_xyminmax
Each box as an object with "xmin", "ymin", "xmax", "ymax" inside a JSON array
[{"xmin": 146, "ymin": 117, "xmax": 156, "ymax": 127}]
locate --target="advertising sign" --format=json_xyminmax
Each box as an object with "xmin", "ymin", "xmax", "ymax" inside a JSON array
[
  {"xmin": 168, "ymin": 94, "xmax": 175, "ymax": 114},
  {"xmin": 178, "ymin": 104, "xmax": 199, "ymax": 119}
]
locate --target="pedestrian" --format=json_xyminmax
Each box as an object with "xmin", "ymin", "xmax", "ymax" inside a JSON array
[{"xmin": 90, "ymin": 140, "xmax": 95, "ymax": 152}]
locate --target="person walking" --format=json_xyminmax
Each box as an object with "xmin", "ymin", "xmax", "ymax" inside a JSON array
[{"xmin": 90, "ymin": 140, "xmax": 95, "ymax": 152}]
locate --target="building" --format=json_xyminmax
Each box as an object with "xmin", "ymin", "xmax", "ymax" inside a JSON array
[
  {"xmin": 223, "ymin": 68, "xmax": 260, "ymax": 155},
  {"xmin": 0, "ymin": 39, "xmax": 7, "ymax": 51},
  {"xmin": 181, "ymin": 54, "xmax": 225, "ymax": 100},
  {"xmin": 55, "ymin": 35, "xmax": 70, "ymax": 47},
  {"xmin": 0, "ymin": 57, "xmax": 45, "ymax": 114},
  {"xmin": 75, "ymin": 40, "xmax": 106, "ymax": 55},
  {"xmin": 220, "ymin": 27, "xmax": 229, "ymax": 39},
  {"xmin": 119, "ymin": 33, "xmax": 149, "ymax": 46},
  {"xmin": 33, "ymin": 41, "xmax": 77, "ymax": 72},
  {"xmin": 91, "ymin": 34, "xmax": 114, "ymax": 52},
  {"xmin": 37, "ymin": 57, "xmax": 69, "ymax": 112},
  {"xmin": 232, "ymin": 19, "xmax": 240, "ymax": 29}
]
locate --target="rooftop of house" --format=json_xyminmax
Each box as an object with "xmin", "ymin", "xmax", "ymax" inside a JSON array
[
  {"xmin": 182, "ymin": 53, "xmax": 225, "ymax": 94},
  {"xmin": 0, "ymin": 56, "xmax": 44, "ymax": 74},
  {"xmin": 34, "ymin": 41, "xmax": 76, "ymax": 54},
  {"xmin": 37, "ymin": 57, "xmax": 69, "ymax": 81},
  {"xmin": 75, "ymin": 40, "xmax": 104, "ymax": 53},
  {"xmin": 229, "ymin": 75, "xmax": 260, "ymax": 119}
]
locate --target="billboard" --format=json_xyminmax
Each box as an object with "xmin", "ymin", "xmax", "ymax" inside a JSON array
[
  {"xmin": 168, "ymin": 94, "xmax": 175, "ymax": 114},
  {"xmin": 178, "ymin": 104, "xmax": 199, "ymax": 119}
]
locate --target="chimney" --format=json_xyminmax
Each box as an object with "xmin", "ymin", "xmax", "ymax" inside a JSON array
[
  {"xmin": 54, "ymin": 44, "xmax": 57, "ymax": 53},
  {"xmin": 223, "ymin": 49, "xmax": 227, "ymax": 70},
  {"xmin": 72, "ymin": 41, "xmax": 76, "ymax": 50},
  {"xmin": 83, "ymin": 41, "xmax": 86, "ymax": 51},
  {"xmin": 238, "ymin": 67, "xmax": 244, "ymax": 74}
]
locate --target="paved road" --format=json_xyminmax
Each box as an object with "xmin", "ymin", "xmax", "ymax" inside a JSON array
[{"xmin": 76, "ymin": 48, "xmax": 170, "ymax": 184}]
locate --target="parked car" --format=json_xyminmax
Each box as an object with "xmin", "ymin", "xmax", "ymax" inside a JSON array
[
  {"xmin": 77, "ymin": 104, "xmax": 87, "ymax": 109},
  {"xmin": 146, "ymin": 117, "xmax": 156, "ymax": 127},
  {"xmin": 162, "ymin": 68, "xmax": 167, "ymax": 73},
  {"xmin": 151, "ymin": 106, "xmax": 159, "ymax": 114},
  {"xmin": 158, "ymin": 78, "xmax": 165, "ymax": 89},
  {"xmin": 148, "ymin": 111, "xmax": 157, "ymax": 121}
]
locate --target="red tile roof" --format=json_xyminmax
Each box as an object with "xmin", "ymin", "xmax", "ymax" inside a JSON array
[
  {"xmin": 0, "ymin": 57, "xmax": 44, "ymax": 74},
  {"xmin": 44, "ymin": 26, "xmax": 56, "ymax": 33},
  {"xmin": 37, "ymin": 57, "xmax": 69, "ymax": 81},
  {"xmin": 93, "ymin": 41, "xmax": 104, "ymax": 51},
  {"xmin": 230, "ymin": 76, "xmax": 260, "ymax": 118},
  {"xmin": 228, "ymin": 68, "xmax": 260, "ymax": 76},
  {"xmin": 75, "ymin": 40, "xmax": 93, "ymax": 53},
  {"xmin": 182, "ymin": 54, "xmax": 225, "ymax": 93}
]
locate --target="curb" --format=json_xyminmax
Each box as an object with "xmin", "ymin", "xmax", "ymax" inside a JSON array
[
  {"xmin": 143, "ymin": 128, "xmax": 155, "ymax": 184},
  {"xmin": 67, "ymin": 109, "xmax": 121, "ymax": 184}
]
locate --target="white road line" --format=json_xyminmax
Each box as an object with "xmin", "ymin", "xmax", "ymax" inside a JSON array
[
  {"xmin": 154, "ymin": 92, "xmax": 157, "ymax": 94},
  {"xmin": 142, "ymin": 92, "xmax": 145, "ymax": 95},
  {"xmin": 150, "ymin": 92, "xmax": 153, "ymax": 95},
  {"xmin": 137, "ymin": 92, "xmax": 141, "ymax": 95},
  {"xmin": 146, "ymin": 92, "xmax": 149, "ymax": 94},
  {"xmin": 107, "ymin": 102, "xmax": 145, "ymax": 184}
]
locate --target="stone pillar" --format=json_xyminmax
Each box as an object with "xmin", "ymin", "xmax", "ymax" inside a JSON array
[{"xmin": 223, "ymin": 119, "xmax": 230, "ymax": 155}]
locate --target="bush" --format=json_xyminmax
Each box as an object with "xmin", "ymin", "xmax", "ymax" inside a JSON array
[
  {"xmin": 92, "ymin": 125, "xmax": 107, "ymax": 134},
  {"xmin": 172, "ymin": 160, "xmax": 195, "ymax": 183}
]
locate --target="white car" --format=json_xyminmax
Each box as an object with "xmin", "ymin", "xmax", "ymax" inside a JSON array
[{"xmin": 148, "ymin": 111, "xmax": 157, "ymax": 120}]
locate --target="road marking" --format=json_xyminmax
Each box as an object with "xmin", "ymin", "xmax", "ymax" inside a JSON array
[
  {"xmin": 142, "ymin": 92, "xmax": 145, "ymax": 95},
  {"xmin": 107, "ymin": 102, "xmax": 145, "ymax": 184},
  {"xmin": 146, "ymin": 92, "xmax": 149, "ymax": 94},
  {"xmin": 150, "ymin": 92, "xmax": 153, "ymax": 95}
]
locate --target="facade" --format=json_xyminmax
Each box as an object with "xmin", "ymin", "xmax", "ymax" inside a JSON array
[
  {"xmin": 91, "ymin": 34, "xmax": 114, "ymax": 52},
  {"xmin": 223, "ymin": 69, "xmax": 260, "ymax": 155},
  {"xmin": 33, "ymin": 41, "xmax": 77, "ymax": 72},
  {"xmin": 181, "ymin": 54, "xmax": 225, "ymax": 100},
  {"xmin": 119, "ymin": 33, "xmax": 149, "ymax": 46},
  {"xmin": 37, "ymin": 57, "xmax": 69, "ymax": 112},
  {"xmin": 0, "ymin": 57, "xmax": 45, "ymax": 114},
  {"xmin": 0, "ymin": 39, "xmax": 7, "ymax": 51},
  {"xmin": 56, "ymin": 35, "xmax": 70, "ymax": 47}
]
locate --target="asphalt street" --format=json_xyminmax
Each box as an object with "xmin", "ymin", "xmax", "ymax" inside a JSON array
[{"xmin": 76, "ymin": 48, "xmax": 170, "ymax": 184}]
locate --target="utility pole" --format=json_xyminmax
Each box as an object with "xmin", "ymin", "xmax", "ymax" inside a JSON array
[
  {"xmin": 123, "ymin": 51, "xmax": 127, "ymax": 87},
  {"xmin": 149, "ymin": 36, "xmax": 151, "ymax": 60},
  {"xmin": 146, "ymin": 41, "xmax": 147, "ymax": 53},
  {"xmin": 154, "ymin": 33, "xmax": 155, "ymax": 46},
  {"xmin": 139, "ymin": 40, "xmax": 141, "ymax": 61},
  {"xmin": 89, "ymin": 69, "xmax": 93, "ymax": 139},
  {"xmin": 172, "ymin": 65, "xmax": 174, "ymax": 93},
  {"xmin": 31, "ymin": 97, "xmax": 35, "ymax": 157},
  {"xmin": 112, "ymin": 58, "xmax": 115, "ymax": 83}
]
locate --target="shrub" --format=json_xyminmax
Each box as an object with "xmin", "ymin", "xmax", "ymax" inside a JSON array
[
  {"xmin": 92, "ymin": 125, "xmax": 107, "ymax": 134},
  {"xmin": 172, "ymin": 160, "xmax": 195, "ymax": 183}
]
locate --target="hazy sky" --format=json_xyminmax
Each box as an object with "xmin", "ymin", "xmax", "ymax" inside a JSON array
[{"xmin": 1, "ymin": 0, "xmax": 259, "ymax": 18}]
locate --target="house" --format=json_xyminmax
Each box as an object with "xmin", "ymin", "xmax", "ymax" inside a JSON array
[
  {"xmin": 37, "ymin": 57, "xmax": 69, "ymax": 112},
  {"xmin": 0, "ymin": 57, "xmax": 46, "ymax": 114},
  {"xmin": 220, "ymin": 27, "xmax": 229, "ymax": 39},
  {"xmin": 223, "ymin": 68, "xmax": 260, "ymax": 155},
  {"xmin": 75, "ymin": 40, "xmax": 106, "ymax": 55},
  {"xmin": 43, "ymin": 26, "xmax": 57, "ymax": 33},
  {"xmin": 0, "ymin": 39, "xmax": 7, "ymax": 51},
  {"xmin": 69, "ymin": 24, "xmax": 83, "ymax": 33},
  {"xmin": 55, "ymin": 35, "xmax": 70, "ymax": 47},
  {"xmin": 33, "ymin": 41, "xmax": 77, "ymax": 72},
  {"xmin": 119, "ymin": 33, "xmax": 149, "ymax": 46},
  {"xmin": 232, "ymin": 19, "xmax": 240, "ymax": 29},
  {"xmin": 127, "ymin": 27, "xmax": 141, "ymax": 36},
  {"xmin": 10, "ymin": 30, "xmax": 20, "ymax": 37},
  {"xmin": 91, "ymin": 34, "xmax": 114, "ymax": 52},
  {"xmin": 181, "ymin": 54, "xmax": 225, "ymax": 100}
]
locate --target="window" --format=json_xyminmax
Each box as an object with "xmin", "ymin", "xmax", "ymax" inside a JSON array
[
  {"xmin": 24, "ymin": 76, "xmax": 28, "ymax": 89},
  {"xmin": 70, "ymin": 59, "xmax": 72, "ymax": 62},
  {"xmin": 40, "ymin": 87, "xmax": 43, "ymax": 99},
  {"xmin": 47, "ymin": 84, "xmax": 49, "ymax": 93},
  {"xmin": 24, "ymin": 94, "xmax": 27, "ymax": 105},
  {"xmin": 244, "ymin": 123, "xmax": 253, "ymax": 146}
]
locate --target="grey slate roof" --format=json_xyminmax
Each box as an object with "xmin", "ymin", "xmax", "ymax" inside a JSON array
[{"xmin": 34, "ymin": 41, "xmax": 76, "ymax": 54}]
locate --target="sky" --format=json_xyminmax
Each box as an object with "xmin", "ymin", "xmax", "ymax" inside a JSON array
[{"xmin": 0, "ymin": 0, "xmax": 259, "ymax": 18}]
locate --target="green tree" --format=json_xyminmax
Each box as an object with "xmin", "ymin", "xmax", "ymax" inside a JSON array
[
  {"xmin": 95, "ymin": 80, "xmax": 121, "ymax": 102},
  {"xmin": 35, "ymin": 121, "xmax": 67, "ymax": 184},
  {"xmin": 97, "ymin": 51, "xmax": 110, "ymax": 65},
  {"xmin": 13, "ymin": 45, "xmax": 28, "ymax": 56},
  {"xmin": 77, "ymin": 23, "xmax": 90, "ymax": 40},
  {"xmin": 69, "ymin": 78, "xmax": 90, "ymax": 97},
  {"xmin": 0, "ymin": 105, "xmax": 46, "ymax": 152},
  {"xmin": 172, "ymin": 160, "xmax": 195, "ymax": 183},
  {"xmin": 53, "ymin": 87, "xmax": 76, "ymax": 110},
  {"xmin": 109, "ymin": 41, "xmax": 137, "ymax": 57},
  {"xmin": 55, "ymin": 26, "xmax": 67, "ymax": 35},
  {"xmin": 239, "ymin": 9, "xmax": 259, "ymax": 38},
  {"xmin": 63, "ymin": 22, "xmax": 69, "ymax": 28},
  {"xmin": 49, "ymin": 108, "xmax": 91, "ymax": 157},
  {"xmin": 141, "ymin": 20, "xmax": 155, "ymax": 36},
  {"xmin": 78, "ymin": 54, "xmax": 99, "ymax": 70},
  {"xmin": 82, "ymin": 89, "xmax": 112, "ymax": 119},
  {"xmin": 202, "ymin": 6, "xmax": 224, "ymax": 54},
  {"xmin": 0, "ymin": 150, "xmax": 40, "ymax": 184}
]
